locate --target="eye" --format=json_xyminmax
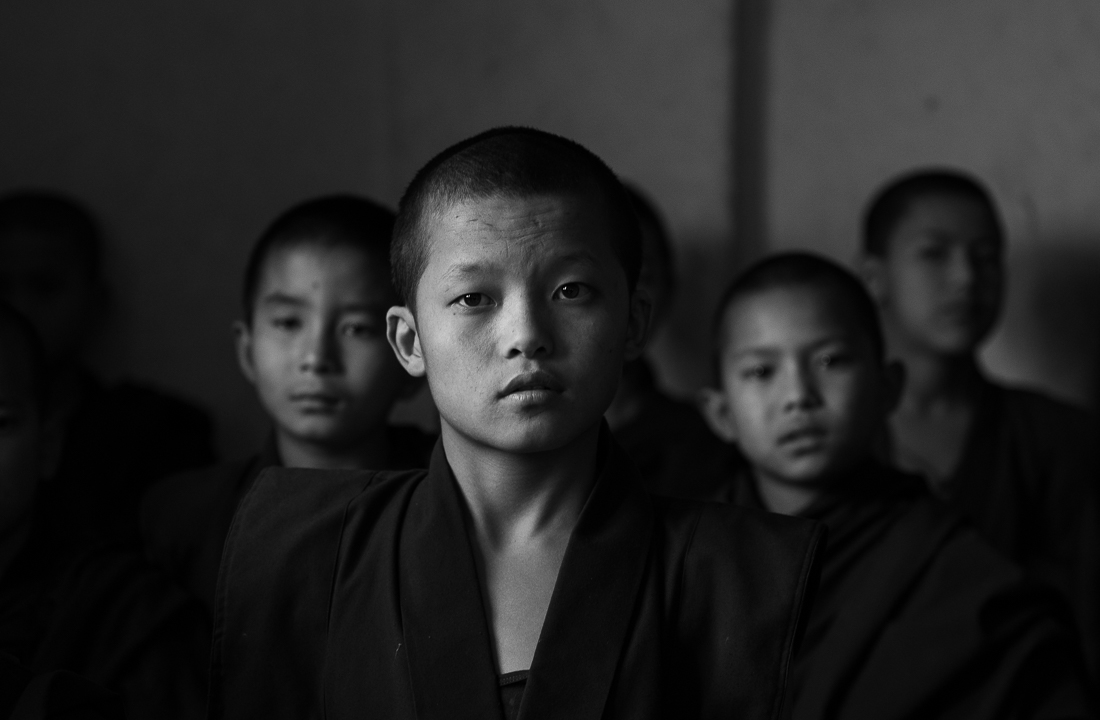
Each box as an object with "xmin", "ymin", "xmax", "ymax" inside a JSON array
[
  {"xmin": 816, "ymin": 351, "xmax": 851, "ymax": 369},
  {"xmin": 917, "ymin": 243, "xmax": 950, "ymax": 263},
  {"xmin": 339, "ymin": 320, "xmax": 379, "ymax": 338},
  {"xmin": 453, "ymin": 293, "xmax": 493, "ymax": 309},
  {"xmin": 271, "ymin": 316, "xmax": 301, "ymax": 331},
  {"xmin": 741, "ymin": 364, "xmax": 773, "ymax": 381},
  {"xmin": 553, "ymin": 283, "xmax": 590, "ymax": 301}
]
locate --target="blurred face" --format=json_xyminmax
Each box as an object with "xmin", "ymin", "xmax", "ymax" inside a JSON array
[
  {"xmin": 388, "ymin": 193, "xmax": 647, "ymax": 455},
  {"xmin": 704, "ymin": 286, "xmax": 891, "ymax": 487},
  {"xmin": 868, "ymin": 194, "xmax": 1003, "ymax": 356},
  {"xmin": 237, "ymin": 243, "xmax": 410, "ymax": 451},
  {"xmin": 0, "ymin": 229, "xmax": 99, "ymax": 370},
  {"xmin": 0, "ymin": 331, "xmax": 44, "ymax": 536}
]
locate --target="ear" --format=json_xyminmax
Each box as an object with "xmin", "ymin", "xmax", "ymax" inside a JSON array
[
  {"xmin": 882, "ymin": 359, "xmax": 906, "ymax": 416},
  {"xmin": 858, "ymin": 254, "xmax": 889, "ymax": 306},
  {"xmin": 233, "ymin": 320, "xmax": 258, "ymax": 385},
  {"xmin": 698, "ymin": 387, "xmax": 739, "ymax": 443},
  {"xmin": 623, "ymin": 291, "xmax": 653, "ymax": 362},
  {"xmin": 387, "ymin": 306, "xmax": 426, "ymax": 377}
]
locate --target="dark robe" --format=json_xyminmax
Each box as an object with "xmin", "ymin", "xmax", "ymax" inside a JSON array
[
  {"xmin": 208, "ymin": 429, "xmax": 825, "ymax": 720},
  {"xmin": 140, "ymin": 425, "xmax": 435, "ymax": 620},
  {"xmin": 0, "ymin": 652, "xmax": 122, "ymax": 720},
  {"xmin": 935, "ymin": 378, "xmax": 1100, "ymax": 684},
  {"xmin": 726, "ymin": 457, "xmax": 1095, "ymax": 719},
  {"xmin": 0, "ymin": 502, "xmax": 209, "ymax": 720},
  {"xmin": 46, "ymin": 372, "xmax": 216, "ymax": 549},
  {"xmin": 610, "ymin": 360, "xmax": 730, "ymax": 501}
]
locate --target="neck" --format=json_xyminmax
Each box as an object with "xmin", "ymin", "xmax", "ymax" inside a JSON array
[
  {"xmin": 893, "ymin": 343, "xmax": 983, "ymax": 413},
  {"xmin": 752, "ymin": 471, "xmax": 821, "ymax": 517},
  {"xmin": 442, "ymin": 422, "xmax": 600, "ymax": 552},
  {"xmin": 276, "ymin": 426, "xmax": 390, "ymax": 470},
  {"xmin": 0, "ymin": 515, "xmax": 33, "ymax": 581}
]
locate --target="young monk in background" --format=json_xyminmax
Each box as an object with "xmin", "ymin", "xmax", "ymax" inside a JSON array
[
  {"xmin": 141, "ymin": 195, "xmax": 433, "ymax": 620},
  {"xmin": 0, "ymin": 302, "xmax": 207, "ymax": 719},
  {"xmin": 606, "ymin": 184, "xmax": 729, "ymax": 499},
  {"xmin": 859, "ymin": 169, "xmax": 1100, "ymax": 683},
  {"xmin": 701, "ymin": 252, "xmax": 1094, "ymax": 719},
  {"xmin": 207, "ymin": 128, "xmax": 824, "ymax": 719},
  {"xmin": 0, "ymin": 191, "xmax": 214, "ymax": 548}
]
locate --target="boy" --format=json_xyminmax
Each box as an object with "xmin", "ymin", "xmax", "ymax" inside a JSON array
[
  {"xmin": 0, "ymin": 190, "xmax": 215, "ymax": 547},
  {"xmin": 140, "ymin": 195, "xmax": 432, "ymax": 619},
  {"xmin": 207, "ymin": 128, "xmax": 824, "ymax": 720},
  {"xmin": 0, "ymin": 302, "xmax": 208, "ymax": 719},
  {"xmin": 859, "ymin": 169, "xmax": 1100, "ymax": 681},
  {"xmin": 700, "ymin": 252, "xmax": 1093, "ymax": 719},
  {"xmin": 606, "ymin": 184, "xmax": 729, "ymax": 500}
]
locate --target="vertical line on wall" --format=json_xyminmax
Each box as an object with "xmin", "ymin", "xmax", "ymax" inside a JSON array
[{"xmin": 731, "ymin": 0, "xmax": 771, "ymax": 272}]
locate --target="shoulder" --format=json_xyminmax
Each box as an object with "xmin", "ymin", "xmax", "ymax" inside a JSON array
[
  {"xmin": 92, "ymin": 380, "xmax": 214, "ymax": 433},
  {"xmin": 653, "ymin": 497, "xmax": 825, "ymax": 610},
  {"xmin": 990, "ymin": 381, "xmax": 1096, "ymax": 439},
  {"xmin": 139, "ymin": 458, "xmax": 256, "ymax": 550},
  {"xmin": 386, "ymin": 425, "xmax": 438, "ymax": 470},
  {"xmin": 225, "ymin": 466, "xmax": 427, "ymax": 570}
]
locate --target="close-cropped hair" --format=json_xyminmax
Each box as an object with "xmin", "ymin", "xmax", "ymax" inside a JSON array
[
  {"xmin": 0, "ymin": 190, "xmax": 103, "ymax": 279},
  {"xmin": 0, "ymin": 301, "xmax": 48, "ymax": 412},
  {"xmin": 242, "ymin": 194, "xmax": 396, "ymax": 321},
  {"xmin": 711, "ymin": 252, "xmax": 886, "ymax": 381},
  {"xmin": 391, "ymin": 126, "xmax": 642, "ymax": 308},
  {"xmin": 862, "ymin": 168, "xmax": 1003, "ymax": 257}
]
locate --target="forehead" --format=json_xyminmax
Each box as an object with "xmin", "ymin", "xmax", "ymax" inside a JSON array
[
  {"xmin": 722, "ymin": 285, "xmax": 869, "ymax": 354},
  {"xmin": 256, "ymin": 242, "xmax": 391, "ymax": 298},
  {"xmin": 424, "ymin": 193, "xmax": 618, "ymax": 268},
  {"xmin": 892, "ymin": 193, "xmax": 999, "ymax": 243}
]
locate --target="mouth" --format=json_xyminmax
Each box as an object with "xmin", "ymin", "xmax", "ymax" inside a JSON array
[
  {"xmin": 289, "ymin": 392, "xmax": 344, "ymax": 411},
  {"xmin": 777, "ymin": 426, "xmax": 827, "ymax": 448},
  {"xmin": 498, "ymin": 370, "xmax": 565, "ymax": 401}
]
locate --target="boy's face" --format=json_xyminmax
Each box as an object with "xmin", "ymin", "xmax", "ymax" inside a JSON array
[
  {"xmin": 0, "ymin": 331, "xmax": 45, "ymax": 536},
  {"xmin": 237, "ymin": 243, "xmax": 411, "ymax": 451},
  {"xmin": 0, "ymin": 229, "xmax": 100, "ymax": 371},
  {"xmin": 387, "ymin": 193, "xmax": 648, "ymax": 455},
  {"xmin": 864, "ymin": 194, "xmax": 1003, "ymax": 356},
  {"xmin": 702, "ymin": 285, "xmax": 897, "ymax": 488}
]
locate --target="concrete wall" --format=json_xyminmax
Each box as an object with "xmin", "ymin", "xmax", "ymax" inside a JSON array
[
  {"xmin": 0, "ymin": 0, "xmax": 735, "ymax": 456},
  {"xmin": 765, "ymin": 0, "xmax": 1100, "ymax": 406}
]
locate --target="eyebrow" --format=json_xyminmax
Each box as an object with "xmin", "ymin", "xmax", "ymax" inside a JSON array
[
  {"xmin": 730, "ymin": 336, "xmax": 852, "ymax": 359},
  {"xmin": 259, "ymin": 292, "xmax": 307, "ymax": 308}
]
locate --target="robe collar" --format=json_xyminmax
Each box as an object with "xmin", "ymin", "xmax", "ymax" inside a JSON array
[{"xmin": 398, "ymin": 424, "xmax": 654, "ymax": 720}]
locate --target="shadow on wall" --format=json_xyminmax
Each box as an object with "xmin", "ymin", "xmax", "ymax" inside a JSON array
[{"xmin": 984, "ymin": 240, "xmax": 1100, "ymax": 409}]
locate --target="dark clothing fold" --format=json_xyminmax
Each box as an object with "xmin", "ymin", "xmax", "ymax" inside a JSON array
[
  {"xmin": 208, "ymin": 431, "xmax": 825, "ymax": 720},
  {"xmin": 727, "ymin": 459, "xmax": 1095, "ymax": 720},
  {"xmin": 0, "ymin": 505, "xmax": 209, "ymax": 720},
  {"xmin": 941, "ymin": 379, "xmax": 1100, "ymax": 683},
  {"xmin": 140, "ymin": 425, "xmax": 435, "ymax": 620}
]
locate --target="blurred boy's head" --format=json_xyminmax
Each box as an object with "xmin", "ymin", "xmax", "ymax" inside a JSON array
[
  {"xmin": 0, "ymin": 303, "xmax": 52, "ymax": 536},
  {"xmin": 623, "ymin": 183, "xmax": 675, "ymax": 332},
  {"xmin": 236, "ymin": 195, "xmax": 415, "ymax": 454},
  {"xmin": 859, "ymin": 169, "xmax": 1004, "ymax": 357},
  {"xmin": 386, "ymin": 127, "xmax": 650, "ymax": 455},
  {"xmin": 701, "ymin": 253, "xmax": 902, "ymax": 489},
  {"xmin": 0, "ymin": 191, "xmax": 106, "ymax": 374}
]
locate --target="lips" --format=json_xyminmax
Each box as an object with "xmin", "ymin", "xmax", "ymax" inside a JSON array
[
  {"xmin": 777, "ymin": 426, "xmax": 826, "ymax": 446},
  {"xmin": 290, "ymin": 391, "xmax": 343, "ymax": 410},
  {"xmin": 499, "ymin": 370, "xmax": 565, "ymax": 398}
]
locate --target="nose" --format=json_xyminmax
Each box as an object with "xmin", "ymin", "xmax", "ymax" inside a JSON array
[
  {"xmin": 947, "ymin": 247, "xmax": 976, "ymax": 291},
  {"xmin": 503, "ymin": 295, "xmax": 554, "ymax": 359},
  {"xmin": 299, "ymin": 324, "xmax": 340, "ymax": 374},
  {"xmin": 782, "ymin": 361, "xmax": 821, "ymax": 412}
]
